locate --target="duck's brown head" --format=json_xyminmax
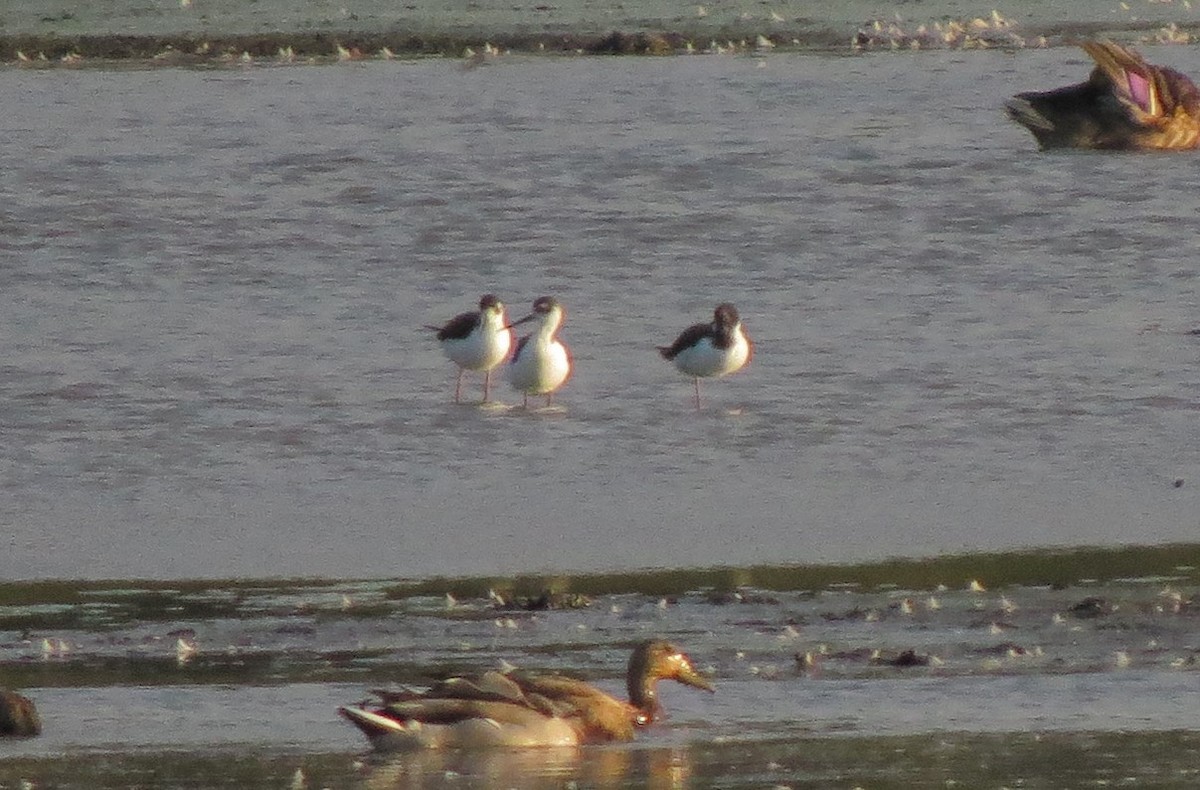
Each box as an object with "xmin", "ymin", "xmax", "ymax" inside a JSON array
[{"xmin": 627, "ymin": 640, "xmax": 714, "ymax": 723}]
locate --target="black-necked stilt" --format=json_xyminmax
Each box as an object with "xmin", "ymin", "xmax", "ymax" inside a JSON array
[
  {"xmin": 658, "ymin": 303, "xmax": 752, "ymax": 410},
  {"xmin": 506, "ymin": 296, "xmax": 572, "ymax": 408},
  {"xmin": 427, "ymin": 295, "xmax": 513, "ymax": 403}
]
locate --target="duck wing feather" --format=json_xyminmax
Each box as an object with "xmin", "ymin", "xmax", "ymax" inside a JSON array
[
  {"xmin": 1082, "ymin": 41, "xmax": 1200, "ymax": 148},
  {"xmin": 509, "ymin": 673, "xmax": 638, "ymax": 741}
]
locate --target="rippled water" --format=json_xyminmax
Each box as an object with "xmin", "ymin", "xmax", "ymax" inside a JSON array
[
  {"xmin": 3, "ymin": 48, "xmax": 1200, "ymax": 581},
  {"xmin": 4, "ymin": 41, "xmax": 1200, "ymax": 787}
]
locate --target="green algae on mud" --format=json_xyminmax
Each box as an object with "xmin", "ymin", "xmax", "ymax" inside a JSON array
[
  {"xmin": 3, "ymin": 543, "xmax": 1200, "ymax": 609},
  {"xmin": 0, "ymin": 29, "xmax": 731, "ymax": 64},
  {"xmin": 0, "ymin": 24, "xmax": 1186, "ymax": 65},
  {"xmin": 381, "ymin": 542, "xmax": 1200, "ymax": 601},
  {"xmin": 0, "ymin": 577, "xmax": 344, "ymax": 608}
]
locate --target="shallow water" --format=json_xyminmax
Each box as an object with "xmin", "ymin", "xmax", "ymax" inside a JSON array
[
  {"xmin": 3, "ymin": 48, "xmax": 1200, "ymax": 581},
  {"xmin": 4, "ymin": 562, "xmax": 1200, "ymax": 784},
  {"xmin": 4, "ymin": 24, "xmax": 1200, "ymax": 788},
  {"xmin": 6, "ymin": 732, "xmax": 1199, "ymax": 789}
]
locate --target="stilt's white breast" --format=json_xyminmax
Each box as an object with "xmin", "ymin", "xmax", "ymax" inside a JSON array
[
  {"xmin": 507, "ymin": 339, "xmax": 570, "ymax": 395},
  {"xmin": 506, "ymin": 299, "xmax": 570, "ymax": 396},
  {"xmin": 441, "ymin": 313, "xmax": 512, "ymax": 372},
  {"xmin": 671, "ymin": 327, "xmax": 749, "ymax": 379}
]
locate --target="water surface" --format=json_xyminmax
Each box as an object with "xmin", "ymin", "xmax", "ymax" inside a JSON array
[
  {"xmin": 4, "ymin": 560, "xmax": 1200, "ymax": 785},
  {"xmin": 3, "ymin": 33, "xmax": 1200, "ymax": 789},
  {"xmin": 3, "ymin": 49, "xmax": 1200, "ymax": 580}
]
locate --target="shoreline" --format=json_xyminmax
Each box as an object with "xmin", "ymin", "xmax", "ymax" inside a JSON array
[
  {"xmin": 0, "ymin": 18, "xmax": 1196, "ymax": 66},
  {"xmin": 3, "ymin": 542, "xmax": 1199, "ymax": 596}
]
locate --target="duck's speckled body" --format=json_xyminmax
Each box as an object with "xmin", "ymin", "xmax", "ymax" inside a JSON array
[{"xmin": 339, "ymin": 640, "xmax": 713, "ymax": 751}]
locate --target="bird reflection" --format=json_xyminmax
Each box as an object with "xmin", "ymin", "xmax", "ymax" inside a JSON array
[{"xmin": 358, "ymin": 744, "xmax": 693, "ymax": 789}]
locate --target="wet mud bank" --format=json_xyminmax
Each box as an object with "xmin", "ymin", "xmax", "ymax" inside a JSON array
[
  {"xmin": 5, "ymin": 545, "xmax": 1200, "ymax": 784},
  {"xmin": 2, "ymin": 17, "xmax": 1197, "ymax": 65},
  {"xmin": 5, "ymin": 543, "xmax": 1200, "ymax": 691}
]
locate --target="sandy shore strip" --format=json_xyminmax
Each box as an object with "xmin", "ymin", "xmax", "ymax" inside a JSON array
[{"xmin": 2, "ymin": 0, "xmax": 1199, "ymax": 64}]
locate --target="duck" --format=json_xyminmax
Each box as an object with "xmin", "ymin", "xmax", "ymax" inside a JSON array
[
  {"xmin": 505, "ymin": 296, "xmax": 572, "ymax": 408},
  {"xmin": 0, "ymin": 688, "xmax": 41, "ymax": 737},
  {"xmin": 658, "ymin": 303, "xmax": 753, "ymax": 410},
  {"xmin": 338, "ymin": 639, "xmax": 714, "ymax": 750},
  {"xmin": 1006, "ymin": 40, "xmax": 1200, "ymax": 150},
  {"xmin": 426, "ymin": 294, "xmax": 513, "ymax": 404}
]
